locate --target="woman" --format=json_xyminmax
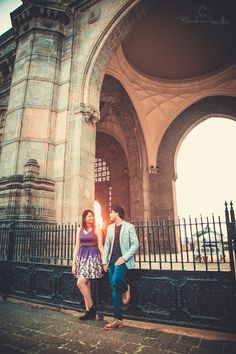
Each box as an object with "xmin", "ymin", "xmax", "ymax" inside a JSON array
[{"xmin": 72, "ymin": 209, "xmax": 103, "ymax": 320}]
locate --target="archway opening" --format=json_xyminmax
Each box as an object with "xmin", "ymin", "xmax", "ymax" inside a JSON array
[
  {"xmin": 96, "ymin": 75, "xmax": 149, "ymax": 220},
  {"xmin": 176, "ymin": 117, "xmax": 236, "ymax": 219},
  {"xmin": 95, "ymin": 132, "xmax": 130, "ymax": 226}
]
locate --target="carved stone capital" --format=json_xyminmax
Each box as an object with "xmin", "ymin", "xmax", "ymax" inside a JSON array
[
  {"xmin": 75, "ymin": 103, "xmax": 100, "ymax": 126},
  {"xmin": 11, "ymin": 0, "xmax": 72, "ymax": 37}
]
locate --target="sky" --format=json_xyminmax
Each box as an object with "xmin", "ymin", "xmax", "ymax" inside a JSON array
[
  {"xmin": 0, "ymin": 0, "xmax": 22, "ymax": 35},
  {"xmin": 1, "ymin": 1, "xmax": 236, "ymax": 221},
  {"xmin": 176, "ymin": 118, "xmax": 236, "ymax": 220}
]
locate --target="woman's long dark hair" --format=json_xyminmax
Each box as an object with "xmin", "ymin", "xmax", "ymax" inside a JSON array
[{"xmin": 82, "ymin": 209, "xmax": 95, "ymax": 230}]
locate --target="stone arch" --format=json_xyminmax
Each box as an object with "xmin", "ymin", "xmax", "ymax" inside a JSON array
[
  {"xmin": 97, "ymin": 75, "xmax": 150, "ymax": 218},
  {"xmin": 63, "ymin": 1, "xmax": 157, "ymax": 223},
  {"xmin": 154, "ymin": 96, "xmax": 236, "ymax": 220},
  {"xmin": 97, "ymin": 75, "xmax": 150, "ymax": 219},
  {"xmin": 79, "ymin": 0, "xmax": 156, "ymax": 112}
]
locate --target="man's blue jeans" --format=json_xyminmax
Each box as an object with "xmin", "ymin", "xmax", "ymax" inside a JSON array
[{"xmin": 108, "ymin": 260, "xmax": 128, "ymax": 320}]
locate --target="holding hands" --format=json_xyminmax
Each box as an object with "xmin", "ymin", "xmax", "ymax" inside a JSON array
[{"xmin": 102, "ymin": 264, "xmax": 108, "ymax": 272}]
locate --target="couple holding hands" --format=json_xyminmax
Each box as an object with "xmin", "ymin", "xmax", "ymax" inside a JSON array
[{"xmin": 72, "ymin": 205, "xmax": 139, "ymax": 330}]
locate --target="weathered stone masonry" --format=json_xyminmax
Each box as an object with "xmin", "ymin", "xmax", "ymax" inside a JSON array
[{"xmin": 0, "ymin": 0, "xmax": 236, "ymax": 224}]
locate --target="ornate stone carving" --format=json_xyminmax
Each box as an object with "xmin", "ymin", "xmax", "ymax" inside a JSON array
[
  {"xmin": 88, "ymin": 8, "xmax": 101, "ymax": 24},
  {"xmin": 0, "ymin": 31, "xmax": 16, "ymax": 88},
  {"xmin": 11, "ymin": 0, "xmax": 72, "ymax": 37},
  {"xmin": 24, "ymin": 159, "xmax": 40, "ymax": 178},
  {"xmin": 41, "ymin": 19, "xmax": 53, "ymax": 28},
  {"xmin": 75, "ymin": 103, "xmax": 100, "ymax": 126},
  {"xmin": 0, "ymin": 44, "xmax": 17, "ymax": 59},
  {"xmin": 0, "ymin": 159, "xmax": 55, "ymax": 223},
  {"xmin": 149, "ymin": 166, "xmax": 158, "ymax": 174}
]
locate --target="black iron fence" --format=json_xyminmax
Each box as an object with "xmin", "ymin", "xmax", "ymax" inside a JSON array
[
  {"xmin": 0, "ymin": 223, "xmax": 78, "ymax": 265},
  {"xmin": 135, "ymin": 216, "xmax": 229, "ymax": 272},
  {"xmin": 0, "ymin": 202, "xmax": 236, "ymax": 331},
  {"xmin": 0, "ymin": 202, "xmax": 236, "ymax": 277}
]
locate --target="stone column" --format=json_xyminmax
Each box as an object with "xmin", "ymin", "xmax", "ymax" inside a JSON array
[
  {"xmin": 156, "ymin": 173, "xmax": 176, "ymax": 222},
  {"xmin": 0, "ymin": 0, "xmax": 71, "ymax": 223},
  {"xmin": 62, "ymin": 103, "xmax": 100, "ymax": 223}
]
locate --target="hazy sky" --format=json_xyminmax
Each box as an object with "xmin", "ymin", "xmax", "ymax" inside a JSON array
[
  {"xmin": 176, "ymin": 118, "xmax": 236, "ymax": 219},
  {"xmin": 0, "ymin": 0, "xmax": 22, "ymax": 35},
  {"xmin": 1, "ymin": 1, "xmax": 236, "ymax": 221}
]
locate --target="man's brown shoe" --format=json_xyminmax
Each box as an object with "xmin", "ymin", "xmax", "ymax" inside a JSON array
[
  {"xmin": 122, "ymin": 284, "xmax": 131, "ymax": 305},
  {"xmin": 104, "ymin": 319, "xmax": 123, "ymax": 330}
]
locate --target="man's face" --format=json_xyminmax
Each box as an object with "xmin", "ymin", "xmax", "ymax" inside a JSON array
[{"xmin": 110, "ymin": 210, "xmax": 118, "ymax": 223}]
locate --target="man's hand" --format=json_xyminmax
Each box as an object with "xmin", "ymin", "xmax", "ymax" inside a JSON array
[
  {"xmin": 115, "ymin": 257, "xmax": 125, "ymax": 266},
  {"xmin": 103, "ymin": 264, "xmax": 108, "ymax": 272}
]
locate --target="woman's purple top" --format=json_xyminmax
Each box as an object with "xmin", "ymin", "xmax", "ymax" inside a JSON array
[{"xmin": 77, "ymin": 228, "xmax": 101, "ymax": 259}]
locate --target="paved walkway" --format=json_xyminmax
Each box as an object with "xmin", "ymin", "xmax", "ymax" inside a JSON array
[{"xmin": 0, "ymin": 298, "xmax": 236, "ymax": 354}]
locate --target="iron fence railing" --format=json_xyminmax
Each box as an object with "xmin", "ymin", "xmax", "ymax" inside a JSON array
[
  {"xmin": 0, "ymin": 202, "xmax": 236, "ymax": 277},
  {"xmin": 0, "ymin": 223, "xmax": 78, "ymax": 265},
  {"xmin": 134, "ymin": 216, "xmax": 229, "ymax": 271}
]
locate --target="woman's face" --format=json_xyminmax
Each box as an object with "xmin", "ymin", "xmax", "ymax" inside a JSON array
[{"xmin": 85, "ymin": 212, "xmax": 95, "ymax": 225}]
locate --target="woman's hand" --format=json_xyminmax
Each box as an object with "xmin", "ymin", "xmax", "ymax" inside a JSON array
[{"xmin": 72, "ymin": 263, "xmax": 76, "ymax": 275}]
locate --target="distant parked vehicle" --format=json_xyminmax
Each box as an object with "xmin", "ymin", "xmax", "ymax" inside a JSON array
[{"xmin": 194, "ymin": 241, "xmax": 225, "ymax": 262}]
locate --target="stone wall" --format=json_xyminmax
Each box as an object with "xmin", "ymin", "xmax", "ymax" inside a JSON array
[{"xmin": 0, "ymin": 0, "xmax": 235, "ymax": 224}]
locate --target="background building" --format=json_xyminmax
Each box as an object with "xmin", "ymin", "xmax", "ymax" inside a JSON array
[{"xmin": 0, "ymin": 0, "xmax": 236, "ymax": 224}]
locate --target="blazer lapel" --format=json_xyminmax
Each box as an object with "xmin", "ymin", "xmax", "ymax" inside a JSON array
[
  {"xmin": 119, "ymin": 221, "xmax": 126, "ymax": 243},
  {"xmin": 110, "ymin": 223, "xmax": 116, "ymax": 251}
]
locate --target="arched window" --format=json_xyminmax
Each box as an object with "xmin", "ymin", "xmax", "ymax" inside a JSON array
[
  {"xmin": 94, "ymin": 158, "xmax": 110, "ymax": 182},
  {"xmin": 94, "ymin": 158, "xmax": 112, "ymax": 216}
]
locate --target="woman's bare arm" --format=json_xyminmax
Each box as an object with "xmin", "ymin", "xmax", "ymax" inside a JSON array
[
  {"xmin": 96, "ymin": 226, "xmax": 104, "ymax": 257},
  {"xmin": 72, "ymin": 227, "xmax": 81, "ymax": 273}
]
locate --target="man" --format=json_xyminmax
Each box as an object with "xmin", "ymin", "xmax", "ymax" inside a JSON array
[{"xmin": 102, "ymin": 205, "xmax": 139, "ymax": 330}]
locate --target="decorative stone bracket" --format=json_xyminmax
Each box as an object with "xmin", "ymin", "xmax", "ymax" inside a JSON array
[
  {"xmin": 75, "ymin": 103, "xmax": 100, "ymax": 126},
  {"xmin": 149, "ymin": 166, "xmax": 159, "ymax": 174},
  {"xmin": 10, "ymin": 0, "xmax": 72, "ymax": 37}
]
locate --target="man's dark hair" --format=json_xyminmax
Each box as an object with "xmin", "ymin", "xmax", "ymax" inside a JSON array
[{"xmin": 111, "ymin": 205, "xmax": 125, "ymax": 220}]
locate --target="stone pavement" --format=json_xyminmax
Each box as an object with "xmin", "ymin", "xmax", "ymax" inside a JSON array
[{"xmin": 0, "ymin": 299, "xmax": 236, "ymax": 354}]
